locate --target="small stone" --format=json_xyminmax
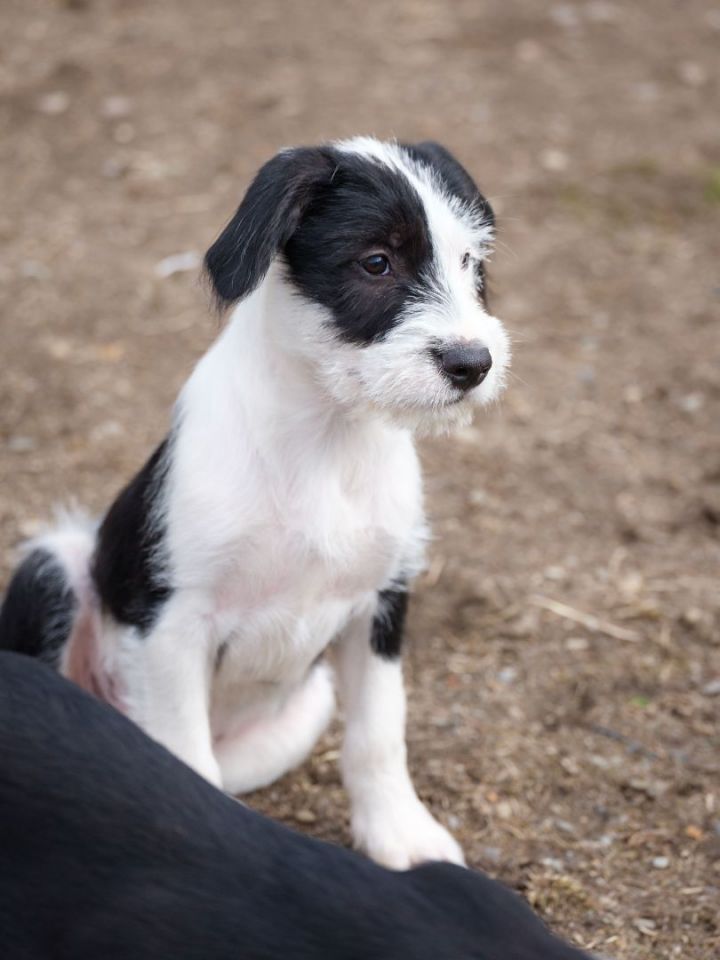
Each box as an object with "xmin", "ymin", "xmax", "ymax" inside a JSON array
[
  {"xmin": 479, "ymin": 845, "xmax": 502, "ymax": 865},
  {"xmin": 8, "ymin": 436, "xmax": 36, "ymax": 453},
  {"xmin": 37, "ymin": 91, "xmax": 70, "ymax": 115},
  {"xmin": 102, "ymin": 156, "xmax": 129, "ymax": 179},
  {"xmin": 90, "ymin": 420, "xmax": 124, "ymax": 442},
  {"xmin": 101, "ymin": 95, "xmax": 132, "ymax": 118},
  {"xmin": 634, "ymin": 917, "xmax": 657, "ymax": 936},
  {"xmin": 565, "ymin": 636, "xmax": 589, "ymax": 652},
  {"xmin": 560, "ymin": 756, "xmax": 580, "ymax": 776},
  {"xmin": 550, "ymin": 5, "xmax": 579, "ymax": 28},
  {"xmin": 44, "ymin": 337, "xmax": 73, "ymax": 359},
  {"xmin": 588, "ymin": 754, "xmax": 611, "ymax": 769},
  {"xmin": 93, "ymin": 342, "xmax": 125, "ymax": 362},
  {"xmin": 497, "ymin": 667, "xmax": 518, "ymax": 685},
  {"xmin": 623, "ymin": 384, "xmax": 643, "ymax": 404},
  {"xmin": 701, "ymin": 679, "xmax": 720, "ymax": 697},
  {"xmin": 678, "ymin": 392, "xmax": 704, "ymax": 413},
  {"xmin": 20, "ymin": 260, "xmax": 50, "ymax": 280},
  {"xmin": 682, "ymin": 607, "xmax": 704, "ymax": 626},
  {"xmin": 515, "ymin": 39, "xmax": 543, "ymax": 62},
  {"xmin": 652, "ymin": 856, "xmax": 669, "ymax": 869},
  {"xmin": 626, "ymin": 778, "xmax": 670, "ymax": 799},
  {"xmin": 678, "ymin": 61, "xmax": 707, "ymax": 87},
  {"xmin": 540, "ymin": 148, "xmax": 569, "ymax": 172},
  {"xmin": 294, "ymin": 809, "xmax": 317, "ymax": 824}
]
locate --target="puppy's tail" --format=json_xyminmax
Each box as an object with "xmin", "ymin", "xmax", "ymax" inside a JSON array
[{"xmin": 0, "ymin": 508, "xmax": 97, "ymax": 669}]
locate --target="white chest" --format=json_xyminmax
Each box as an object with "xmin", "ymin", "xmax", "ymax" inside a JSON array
[
  {"xmin": 214, "ymin": 486, "xmax": 416, "ymax": 655},
  {"xmin": 168, "ymin": 402, "xmax": 425, "ymax": 722},
  {"xmin": 206, "ymin": 473, "xmax": 423, "ymax": 735}
]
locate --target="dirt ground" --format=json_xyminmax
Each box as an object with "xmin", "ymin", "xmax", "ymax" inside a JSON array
[{"xmin": 1, "ymin": 1, "xmax": 719, "ymax": 956}]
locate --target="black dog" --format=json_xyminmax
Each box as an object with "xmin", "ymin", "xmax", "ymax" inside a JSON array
[{"xmin": 0, "ymin": 653, "xmax": 592, "ymax": 960}]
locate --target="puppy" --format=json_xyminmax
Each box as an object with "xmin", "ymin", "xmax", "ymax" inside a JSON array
[
  {"xmin": 0, "ymin": 652, "xmax": 593, "ymax": 960},
  {"xmin": 0, "ymin": 138, "xmax": 510, "ymax": 869}
]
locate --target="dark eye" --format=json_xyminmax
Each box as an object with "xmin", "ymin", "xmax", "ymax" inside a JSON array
[
  {"xmin": 360, "ymin": 254, "xmax": 391, "ymax": 277},
  {"xmin": 461, "ymin": 251, "xmax": 471, "ymax": 269}
]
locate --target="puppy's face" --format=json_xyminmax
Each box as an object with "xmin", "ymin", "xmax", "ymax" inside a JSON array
[{"xmin": 206, "ymin": 138, "xmax": 509, "ymax": 431}]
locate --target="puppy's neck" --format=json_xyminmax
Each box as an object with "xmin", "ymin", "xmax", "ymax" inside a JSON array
[{"xmin": 183, "ymin": 270, "xmax": 409, "ymax": 465}]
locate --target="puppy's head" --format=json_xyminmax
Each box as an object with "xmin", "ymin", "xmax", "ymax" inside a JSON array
[{"xmin": 205, "ymin": 137, "xmax": 509, "ymax": 431}]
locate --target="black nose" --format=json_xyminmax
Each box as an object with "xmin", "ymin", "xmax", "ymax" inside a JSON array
[{"xmin": 436, "ymin": 342, "xmax": 493, "ymax": 390}]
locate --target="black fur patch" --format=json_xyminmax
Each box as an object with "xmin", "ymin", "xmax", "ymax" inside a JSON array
[
  {"xmin": 370, "ymin": 582, "xmax": 408, "ymax": 659},
  {"xmin": 0, "ymin": 651, "xmax": 593, "ymax": 960},
  {"xmin": 204, "ymin": 147, "xmax": 335, "ymax": 305},
  {"xmin": 0, "ymin": 549, "xmax": 76, "ymax": 664},
  {"xmin": 285, "ymin": 150, "xmax": 436, "ymax": 345},
  {"xmin": 91, "ymin": 438, "xmax": 172, "ymax": 632}
]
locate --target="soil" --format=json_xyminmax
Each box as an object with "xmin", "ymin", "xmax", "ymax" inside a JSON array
[{"xmin": 1, "ymin": 1, "xmax": 719, "ymax": 957}]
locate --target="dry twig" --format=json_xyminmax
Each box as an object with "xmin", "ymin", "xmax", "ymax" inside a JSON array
[{"xmin": 529, "ymin": 595, "xmax": 642, "ymax": 642}]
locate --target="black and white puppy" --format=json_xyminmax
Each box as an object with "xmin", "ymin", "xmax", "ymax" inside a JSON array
[
  {"xmin": 0, "ymin": 652, "xmax": 592, "ymax": 960},
  {"xmin": 0, "ymin": 138, "xmax": 510, "ymax": 869}
]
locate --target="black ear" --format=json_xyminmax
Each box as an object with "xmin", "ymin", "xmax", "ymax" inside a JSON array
[
  {"xmin": 403, "ymin": 141, "xmax": 494, "ymax": 227},
  {"xmin": 205, "ymin": 147, "xmax": 334, "ymax": 305}
]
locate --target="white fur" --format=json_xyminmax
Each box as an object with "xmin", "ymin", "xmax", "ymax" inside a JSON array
[{"xmin": 49, "ymin": 138, "xmax": 507, "ymax": 869}]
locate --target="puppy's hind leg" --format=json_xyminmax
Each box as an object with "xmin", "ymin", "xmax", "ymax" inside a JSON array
[
  {"xmin": 0, "ymin": 510, "xmax": 96, "ymax": 667},
  {"xmin": 215, "ymin": 662, "xmax": 335, "ymax": 795}
]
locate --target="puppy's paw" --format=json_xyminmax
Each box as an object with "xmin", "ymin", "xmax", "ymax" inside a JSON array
[{"xmin": 352, "ymin": 797, "xmax": 465, "ymax": 871}]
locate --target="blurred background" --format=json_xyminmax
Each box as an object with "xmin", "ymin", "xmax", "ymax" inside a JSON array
[{"xmin": 1, "ymin": 1, "xmax": 718, "ymax": 956}]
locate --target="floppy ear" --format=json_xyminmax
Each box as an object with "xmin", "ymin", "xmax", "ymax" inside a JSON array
[
  {"xmin": 205, "ymin": 147, "xmax": 334, "ymax": 305},
  {"xmin": 403, "ymin": 141, "xmax": 494, "ymax": 227}
]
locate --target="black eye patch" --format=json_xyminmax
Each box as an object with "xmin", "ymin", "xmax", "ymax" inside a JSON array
[{"xmin": 284, "ymin": 152, "xmax": 436, "ymax": 345}]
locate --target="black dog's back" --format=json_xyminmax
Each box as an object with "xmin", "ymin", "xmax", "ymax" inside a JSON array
[{"xmin": 0, "ymin": 653, "xmax": 592, "ymax": 960}]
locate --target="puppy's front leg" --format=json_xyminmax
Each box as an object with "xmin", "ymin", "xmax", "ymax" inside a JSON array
[
  {"xmin": 117, "ymin": 598, "xmax": 221, "ymax": 787},
  {"xmin": 335, "ymin": 588, "xmax": 464, "ymax": 870}
]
